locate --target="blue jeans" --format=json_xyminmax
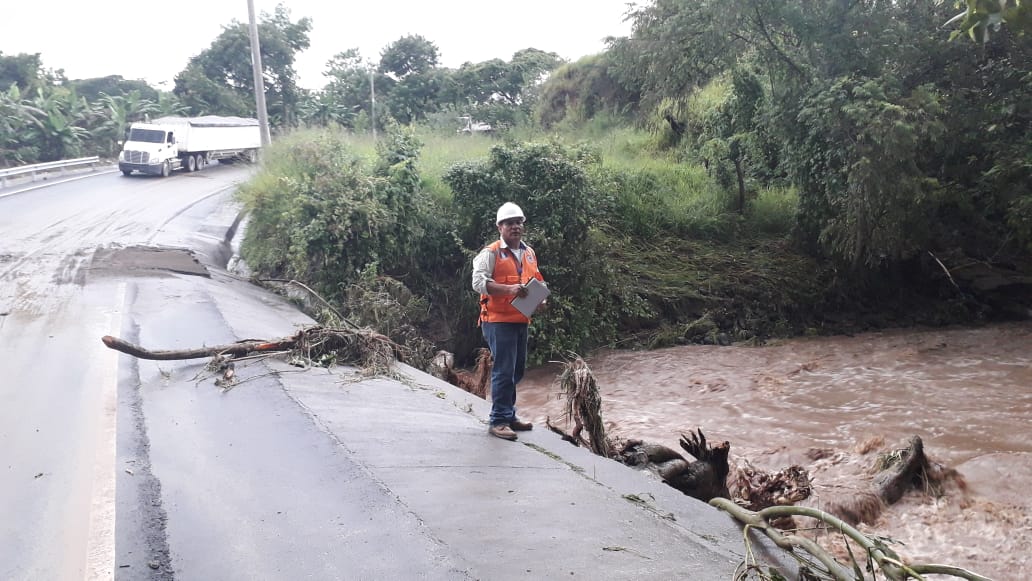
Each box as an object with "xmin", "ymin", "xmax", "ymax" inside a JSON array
[{"xmin": 481, "ymin": 322, "xmax": 528, "ymax": 426}]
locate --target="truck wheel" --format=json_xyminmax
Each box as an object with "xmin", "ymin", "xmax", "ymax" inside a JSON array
[
  {"xmin": 246, "ymin": 149, "xmax": 258, "ymax": 164},
  {"xmin": 186, "ymin": 155, "xmax": 196, "ymax": 172},
  {"xmin": 194, "ymin": 154, "xmax": 205, "ymax": 170},
  {"xmin": 121, "ymin": 170, "xmax": 132, "ymax": 177},
  {"xmin": 161, "ymin": 161, "xmax": 171, "ymax": 177}
]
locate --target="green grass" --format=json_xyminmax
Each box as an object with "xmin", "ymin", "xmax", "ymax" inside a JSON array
[
  {"xmin": 413, "ymin": 131, "xmax": 495, "ymax": 202},
  {"xmin": 272, "ymin": 122, "xmax": 795, "ymax": 239},
  {"xmin": 747, "ymin": 186, "xmax": 799, "ymax": 235}
]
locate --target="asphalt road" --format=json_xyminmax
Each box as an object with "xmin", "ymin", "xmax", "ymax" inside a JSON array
[
  {"xmin": 0, "ymin": 164, "xmax": 281, "ymax": 579},
  {"xmin": 0, "ymin": 164, "xmax": 796, "ymax": 581}
]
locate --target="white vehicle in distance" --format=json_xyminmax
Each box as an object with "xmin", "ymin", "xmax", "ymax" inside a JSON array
[{"xmin": 457, "ymin": 115, "xmax": 493, "ymax": 134}]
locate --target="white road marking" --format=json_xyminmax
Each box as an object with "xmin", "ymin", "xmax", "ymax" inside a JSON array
[
  {"xmin": 0, "ymin": 169, "xmax": 118, "ymax": 200},
  {"xmin": 84, "ymin": 282, "xmax": 125, "ymax": 581}
]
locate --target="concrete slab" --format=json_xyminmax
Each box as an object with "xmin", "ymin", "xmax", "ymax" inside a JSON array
[{"xmin": 269, "ymin": 360, "xmax": 795, "ymax": 580}]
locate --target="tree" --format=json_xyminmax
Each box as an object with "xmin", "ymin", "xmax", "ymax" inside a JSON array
[
  {"xmin": 444, "ymin": 142, "xmax": 618, "ymax": 357},
  {"xmin": 463, "ymin": 48, "xmax": 565, "ymax": 107},
  {"xmin": 535, "ymin": 53, "xmax": 639, "ymax": 127},
  {"xmin": 607, "ymin": 0, "xmax": 746, "ymax": 112},
  {"xmin": 947, "ymin": 0, "xmax": 1032, "ymax": 43},
  {"xmin": 0, "ymin": 52, "xmax": 46, "ymax": 92},
  {"xmin": 22, "ymin": 85, "xmax": 90, "ymax": 162},
  {"xmin": 174, "ymin": 64, "xmax": 251, "ymax": 116},
  {"xmin": 67, "ymin": 76, "xmax": 158, "ymax": 104},
  {"xmin": 90, "ymin": 91, "xmax": 160, "ymax": 157},
  {"xmin": 315, "ymin": 48, "xmax": 391, "ymax": 128},
  {"xmin": 444, "ymin": 59, "xmax": 507, "ymax": 107},
  {"xmin": 383, "ymin": 68, "xmax": 445, "ymax": 124},
  {"xmin": 155, "ymin": 91, "xmax": 190, "ymax": 117},
  {"xmin": 379, "ymin": 34, "xmax": 439, "ymax": 78},
  {"xmin": 604, "ymin": 0, "xmax": 1032, "ymax": 275},
  {"xmin": 0, "ymin": 85, "xmax": 43, "ymax": 165},
  {"xmin": 377, "ymin": 35, "xmax": 441, "ymax": 124},
  {"xmin": 173, "ymin": 3, "xmax": 311, "ymax": 127},
  {"xmin": 788, "ymin": 78, "xmax": 946, "ymax": 267}
]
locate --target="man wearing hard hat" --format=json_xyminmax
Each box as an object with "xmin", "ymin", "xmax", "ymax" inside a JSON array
[{"xmin": 471, "ymin": 202, "xmax": 547, "ymax": 441}]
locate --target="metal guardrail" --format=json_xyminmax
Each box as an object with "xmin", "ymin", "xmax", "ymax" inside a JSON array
[{"xmin": 0, "ymin": 156, "xmax": 103, "ymax": 188}]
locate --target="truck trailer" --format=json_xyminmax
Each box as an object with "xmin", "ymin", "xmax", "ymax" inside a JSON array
[{"xmin": 118, "ymin": 116, "xmax": 261, "ymax": 177}]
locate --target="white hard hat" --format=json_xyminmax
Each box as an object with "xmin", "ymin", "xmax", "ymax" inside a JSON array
[{"xmin": 496, "ymin": 202, "xmax": 525, "ymax": 224}]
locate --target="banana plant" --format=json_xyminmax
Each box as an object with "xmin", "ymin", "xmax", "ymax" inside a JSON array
[
  {"xmin": 24, "ymin": 86, "xmax": 90, "ymax": 162},
  {"xmin": 0, "ymin": 85, "xmax": 44, "ymax": 165},
  {"xmin": 92, "ymin": 91, "xmax": 160, "ymax": 157},
  {"xmin": 156, "ymin": 91, "xmax": 190, "ymax": 117}
]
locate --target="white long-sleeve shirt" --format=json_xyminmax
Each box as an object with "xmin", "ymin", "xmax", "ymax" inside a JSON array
[{"xmin": 471, "ymin": 238, "xmax": 528, "ymax": 295}]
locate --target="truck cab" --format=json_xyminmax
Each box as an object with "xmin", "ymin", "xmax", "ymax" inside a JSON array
[{"xmin": 118, "ymin": 123, "xmax": 180, "ymax": 177}]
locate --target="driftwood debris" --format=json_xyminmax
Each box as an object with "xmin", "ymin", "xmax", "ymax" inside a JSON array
[
  {"xmin": 432, "ymin": 348, "xmax": 491, "ymax": 399},
  {"xmin": 555, "ymin": 356, "xmax": 611, "ymax": 457},
  {"xmin": 620, "ymin": 429, "xmax": 732, "ymax": 503},
  {"xmin": 711, "ymin": 498, "xmax": 993, "ymax": 581},
  {"xmin": 100, "ymin": 325, "xmax": 404, "ymax": 378},
  {"xmin": 816, "ymin": 434, "xmax": 962, "ymax": 528},
  {"xmin": 546, "ymin": 356, "xmax": 734, "ymax": 502},
  {"xmin": 875, "ymin": 434, "xmax": 940, "ymax": 503}
]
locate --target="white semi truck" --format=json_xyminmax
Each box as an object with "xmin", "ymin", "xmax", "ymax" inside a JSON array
[{"xmin": 118, "ymin": 115, "xmax": 261, "ymax": 177}]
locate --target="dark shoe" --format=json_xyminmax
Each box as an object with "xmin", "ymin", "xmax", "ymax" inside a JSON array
[
  {"xmin": 489, "ymin": 424, "xmax": 518, "ymax": 441},
  {"xmin": 509, "ymin": 419, "xmax": 534, "ymax": 431}
]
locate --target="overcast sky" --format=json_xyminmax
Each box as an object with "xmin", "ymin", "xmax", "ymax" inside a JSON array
[{"xmin": 2, "ymin": 1, "xmax": 637, "ymax": 90}]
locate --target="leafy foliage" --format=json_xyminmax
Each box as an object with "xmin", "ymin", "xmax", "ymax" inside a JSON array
[
  {"xmin": 379, "ymin": 35, "xmax": 440, "ymax": 78},
  {"xmin": 173, "ymin": 4, "xmax": 311, "ymax": 127},
  {"xmin": 0, "ymin": 51, "xmax": 49, "ymax": 93},
  {"xmin": 787, "ymin": 78, "xmax": 946, "ymax": 267},
  {"xmin": 536, "ymin": 54, "xmax": 639, "ymax": 128},
  {"xmin": 67, "ymin": 76, "xmax": 158, "ymax": 104},
  {"xmin": 310, "ymin": 48, "xmax": 390, "ymax": 129},
  {"xmin": 590, "ymin": 0, "xmax": 1032, "ymax": 283},
  {"xmin": 445, "ymin": 141, "xmax": 626, "ymax": 357},
  {"xmin": 947, "ymin": 0, "xmax": 1032, "ymax": 43}
]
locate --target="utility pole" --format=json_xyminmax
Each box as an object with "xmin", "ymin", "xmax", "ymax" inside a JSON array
[
  {"xmin": 247, "ymin": 0, "xmax": 272, "ymax": 147},
  {"xmin": 370, "ymin": 67, "xmax": 376, "ymax": 141}
]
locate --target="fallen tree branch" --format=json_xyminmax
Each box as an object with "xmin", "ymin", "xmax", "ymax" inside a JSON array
[
  {"xmin": 928, "ymin": 251, "xmax": 961, "ymax": 292},
  {"xmin": 710, "ymin": 498, "xmax": 994, "ymax": 581},
  {"xmin": 101, "ymin": 335, "xmax": 289, "ymax": 360},
  {"xmin": 101, "ymin": 325, "xmax": 406, "ymax": 378},
  {"xmin": 255, "ymin": 278, "xmax": 354, "ymax": 328}
]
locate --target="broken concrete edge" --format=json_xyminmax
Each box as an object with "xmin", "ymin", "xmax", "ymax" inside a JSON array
[{"xmin": 388, "ymin": 360, "xmax": 802, "ymax": 576}]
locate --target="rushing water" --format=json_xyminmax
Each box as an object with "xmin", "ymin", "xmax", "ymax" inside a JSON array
[{"xmin": 516, "ymin": 322, "xmax": 1032, "ymax": 580}]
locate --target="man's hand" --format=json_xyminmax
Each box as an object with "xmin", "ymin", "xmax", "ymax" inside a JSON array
[{"xmin": 486, "ymin": 281, "xmax": 528, "ymax": 297}]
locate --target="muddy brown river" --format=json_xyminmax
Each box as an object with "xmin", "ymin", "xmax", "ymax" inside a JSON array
[{"xmin": 517, "ymin": 322, "xmax": 1032, "ymax": 580}]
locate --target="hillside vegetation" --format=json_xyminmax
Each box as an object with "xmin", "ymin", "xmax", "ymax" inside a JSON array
[{"xmin": 4, "ymin": 1, "xmax": 1030, "ymax": 364}]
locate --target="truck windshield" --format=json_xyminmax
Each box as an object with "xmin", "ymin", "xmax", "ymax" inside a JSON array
[{"xmin": 128, "ymin": 128, "xmax": 166, "ymax": 143}]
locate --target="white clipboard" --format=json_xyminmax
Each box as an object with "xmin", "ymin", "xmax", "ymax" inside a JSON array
[{"xmin": 510, "ymin": 278, "xmax": 550, "ymax": 317}]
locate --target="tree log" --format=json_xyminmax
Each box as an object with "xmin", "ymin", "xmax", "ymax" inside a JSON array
[
  {"xmin": 874, "ymin": 435, "xmax": 929, "ymax": 505},
  {"xmin": 101, "ymin": 335, "xmax": 291, "ymax": 360}
]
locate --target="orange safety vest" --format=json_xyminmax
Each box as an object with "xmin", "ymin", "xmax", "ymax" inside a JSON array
[{"xmin": 479, "ymin": 240, "xmax": 544, "ymax": 324}]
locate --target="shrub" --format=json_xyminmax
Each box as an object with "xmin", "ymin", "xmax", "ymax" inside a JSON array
[{"xmin": 444, "ymin": 141, "xmax": 621, "ymax": 360}]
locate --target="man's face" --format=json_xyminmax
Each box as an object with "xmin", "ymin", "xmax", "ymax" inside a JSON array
[{"xmin": 497, "ymin": 217, "xmax": 525, "ymax": 247}]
